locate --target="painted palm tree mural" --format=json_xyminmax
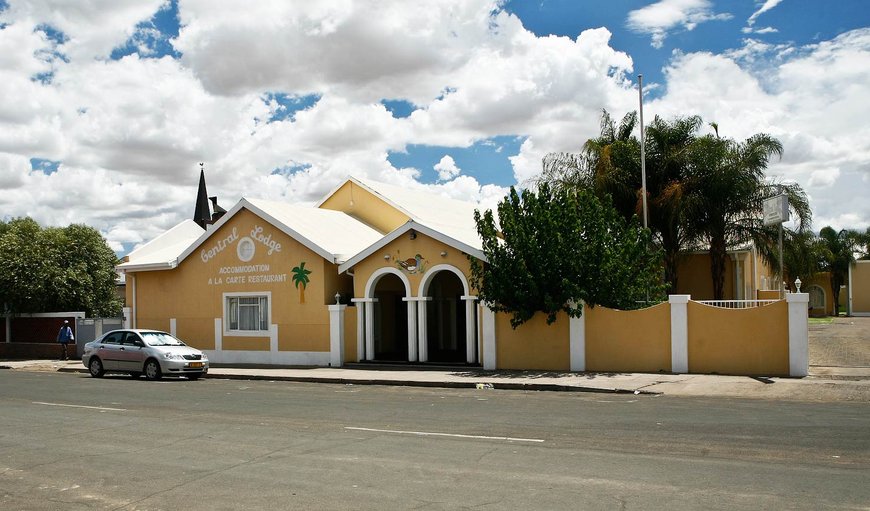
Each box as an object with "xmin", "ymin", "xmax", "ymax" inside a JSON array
[{"xmin": 291, "ymin": 262, "xmax": 312, "ymax": 303}]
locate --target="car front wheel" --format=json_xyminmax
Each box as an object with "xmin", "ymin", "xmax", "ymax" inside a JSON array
[
  {"xmin": 143, "ymin": 359, "xmax": 162, "ymax": 381},
  {"xmin": 88, "ymin": 358, "xmax": 104, "ymax": 378}
]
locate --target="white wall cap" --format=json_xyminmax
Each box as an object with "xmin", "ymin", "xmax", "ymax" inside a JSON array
[{"xmin": 786, "ymin": 293, "xmax": 809, "ymax": 303}]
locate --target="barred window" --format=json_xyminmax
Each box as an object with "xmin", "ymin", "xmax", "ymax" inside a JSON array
[{"xmin": 226, "ymin": 295, "xmax": 269, "ymax": 332}]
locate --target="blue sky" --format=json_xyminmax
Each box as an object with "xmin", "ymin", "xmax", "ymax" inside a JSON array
[
  {"xmin": 1, "ymin": 0, "xmax": 868, "ymax": 253},
  {"xmin": 506, "ymin": 0, "xmax": 868, "ymax": 90}
]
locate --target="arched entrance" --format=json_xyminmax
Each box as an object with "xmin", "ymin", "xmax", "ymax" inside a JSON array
[
  {"xmin": 425, "ymin": 271, "xmax": 467, "ymax": 363},
  {"xmin": 372, "ymin": 273, "xmax": 409, "ymax": 361},
  {"xmin": 808, "ymin": 285, "xmax": 826, "ymax": 315}
]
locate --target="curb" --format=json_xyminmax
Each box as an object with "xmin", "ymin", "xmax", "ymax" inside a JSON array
[{"xmin": 56, "ymin": 366, "xmax": 660, "ymax": 395}]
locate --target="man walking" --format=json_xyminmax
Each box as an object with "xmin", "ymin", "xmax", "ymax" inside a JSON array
[{"xmin": 57, "ymin": 320, "xmax": 74, "ymax": 361}]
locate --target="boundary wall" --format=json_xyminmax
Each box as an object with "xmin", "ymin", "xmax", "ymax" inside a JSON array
[{"xmin": 474, "ymin": 294, "xmax": 808, "ymax": 377}]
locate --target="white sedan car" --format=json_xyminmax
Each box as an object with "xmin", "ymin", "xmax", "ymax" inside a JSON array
[{"xmin": 82, "ymin": 329, "xmax": 208, "ymax": 380}]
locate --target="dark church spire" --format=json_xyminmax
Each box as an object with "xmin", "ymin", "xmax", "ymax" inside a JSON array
[{"xmin": 193, "ymin": 162, "xmax": 211, "ymax": 229}]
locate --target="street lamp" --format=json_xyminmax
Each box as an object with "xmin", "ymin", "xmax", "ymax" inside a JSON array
[{"xmin": 794, "ymin": 277, "xmax": 802, "ymax": 293}]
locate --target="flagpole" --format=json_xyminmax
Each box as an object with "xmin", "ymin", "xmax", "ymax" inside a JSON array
[{"xmin": 638, "ymin": 74, "xmax": 648, "ymax": 230}]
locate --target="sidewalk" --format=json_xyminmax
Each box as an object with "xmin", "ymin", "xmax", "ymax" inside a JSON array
[{"xmin": 3, "ymin": 359, "xmax": 869, "ymax": 402}]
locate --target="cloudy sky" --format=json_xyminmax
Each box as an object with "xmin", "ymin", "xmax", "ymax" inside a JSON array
[{"xmin": 1, "ymin": 0, "xmax": 868, "ymax": 255}]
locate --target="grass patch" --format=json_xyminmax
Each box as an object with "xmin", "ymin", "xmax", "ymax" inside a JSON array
[{"xmin": 808, "ymin": 317, "xmax": 834, "ymax": 325}]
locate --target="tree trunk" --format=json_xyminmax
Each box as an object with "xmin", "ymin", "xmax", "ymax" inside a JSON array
[
  {"xmin": 659, "ymin": 229, "xmax": 680, "ymax": 295},
  {"xmin": 664, "ymin": 249, "xmax": 679, "ymax": 295},
  {"xmin": 830, "ymin": 274, "xmax": 842, "ymax": 316},
  {"xmin": 710, "ymin": 237, "xmax": 728, "ymax": 300}
]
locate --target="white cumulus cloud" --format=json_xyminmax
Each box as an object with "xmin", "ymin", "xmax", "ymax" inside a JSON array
[
  {"xmin": 627, "ymin": 0, "xmax": 732, "ymax": 49},
  {"xmin": 434, "ymin": 155, "xmax": 461, "ymax": 181}
]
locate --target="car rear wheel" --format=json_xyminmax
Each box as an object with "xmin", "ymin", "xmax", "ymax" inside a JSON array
[
  {"xmin": 88, "ymin": 358, "xmax": 104, "ymax": 378},
  {"xmin": 144, "ymin": 359, "xmax": 162, "ymax": 381}
]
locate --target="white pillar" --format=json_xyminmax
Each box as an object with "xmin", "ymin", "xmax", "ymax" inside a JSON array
[
  {"xmin": 569, "ymin": 302, "xmax": 585, "ymax": 372},
  {"xmin": 415, "ymin": 297, "xmax": 433, "ymax": 362},
  {"xmin": 130, "ymin": 274, "xmax": 137, "ymax": 329},
  {"xmin": 122, "ymin": 307, "xmax": 132, "ymax": 329},
  {"xmin": 270, "ymin": 324, "xmax": 278, "ymax": 353},
  {"xmin": 365, "ymin": 299, "xmax": 377, "ymax": 361},
  {"xmin": 462, "ymin": 296, "xmax": 478, "ymax": 364},
  {"xmin": 214, "ymin": 318, "xmax": 222, "ymax": 351},
  {"xmin": 481, "ymin": 304, "xmax": 496, "ymax": 370},
  {"xmin": 169, "ymin": 318, "xmax": 177, "ymax": 337},
  {"xmin": 848, "ymin": 262, "xmax": 853, "ymax": 317},
  {"xmin": 402, "ymin": 298, "xmax": 418, "ymax": 362},
  {"xmin": 787, "ymin": 293, "xmax": 809, "ymax": 377},
  {"xmin": 669, "ymin": 295, "xmax": 690, "ymax": 374},
  {"xmin": 329, "ymin": 304, "xmax": 347, "ymax": 367},
  {"xmin": 355, "ymin": 301, "xmax": 365, "ymax": 361}
]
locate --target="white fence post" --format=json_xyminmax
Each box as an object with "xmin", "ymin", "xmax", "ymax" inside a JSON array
[
  {"xmin": 329, "ymin": 303, "xmax": 347, "ymax": 367},
  {"xmin": 569, "ymin": 301, "xmax": 585, "ymax": 372},
  {"xmin": 669, "ymin": 295, "xmax": 690, "ymax": 374},
  {"xmin": 481, "ymin": 304, "xmax": 496, "ymax": 370},
  {"xmin": 122, "ymin": 307, "xmax": 132, "ymax": 329},
  {"xmin": 786, "ymin": 293, "xmax": 809, "ymax": 377}
]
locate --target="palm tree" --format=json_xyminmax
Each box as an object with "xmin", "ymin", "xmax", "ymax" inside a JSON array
[
  {"xmin": 782, "ymin": 229, "xmax": 824, "ymax": 290},
  {"xmin": 540, "ymin": 110, "xmax": 701, "ymax": 293},
  {"xmin": 684, "ymin": 132, "xmax": 811, "ymax": 299},
  {"xmin": 641, "ymin": 115, "xmax": 702, "ymax": 293},
  {"xmin": 818, "ymin": 227, "xmax": 862, "ymax": 315},
  {"xmin": 291, "ymin": 262, "xmax": 311, "ymax": 304}
]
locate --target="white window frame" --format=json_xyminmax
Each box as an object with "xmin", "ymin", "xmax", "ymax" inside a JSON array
[{"xmin": 223, "ymin": 291, "xmax": 272, "ymax": 337}]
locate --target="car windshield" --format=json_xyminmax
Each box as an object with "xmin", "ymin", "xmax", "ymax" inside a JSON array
[{"xmin": 141, "ymin": 332, "xmax": 186, "ymax": 347}]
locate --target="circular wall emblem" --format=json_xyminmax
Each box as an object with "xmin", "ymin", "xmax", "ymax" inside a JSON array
[{"xmin": 237, "ymin": 237, "xmax": 255, "ymax": 262}]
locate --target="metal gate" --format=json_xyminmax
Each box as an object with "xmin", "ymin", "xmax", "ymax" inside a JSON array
[{"xmin": 75, "ymin": 317, "xmax": 123, "ymax": 357}]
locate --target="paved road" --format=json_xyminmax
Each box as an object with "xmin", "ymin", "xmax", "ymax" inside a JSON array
[
  {"xmin": 1, "ymin": 371, "xmax": 868, "ymax": 510},
  {"xmin": 810, "ymin": 316, "xmax": 870, "ymax": 367}
]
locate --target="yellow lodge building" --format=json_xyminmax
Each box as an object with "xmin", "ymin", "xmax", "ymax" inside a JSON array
[{"xmin": 119, "ymin": 176, "xmax": 486, "ymax": 367}]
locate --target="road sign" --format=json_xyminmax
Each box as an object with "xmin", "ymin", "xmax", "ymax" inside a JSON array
[{"xmin": 763, "ymin": 194, "xmax": 789, "ymax": 226}]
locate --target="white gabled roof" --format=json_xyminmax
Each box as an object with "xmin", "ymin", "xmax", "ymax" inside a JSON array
[
  {"xmin": 239, "ymin": 197, "xmax": 383, "ymax": 263},
  {"xmin": 172, "ymin": 197, "xmax": 382, "ymax": 266},
  {"xmin": 320, "ymin": 176, "xmax": 485, "ymax": 253},
  {"xmin": 338, "ymin": 220, "xmax": 487, "ymax": 274},
  {"xmin": 121, "ymin": 197, "xmax": 384, "ymax": 272},
  {"xmin": 117, "ymin": 219, "xmax": 204, "ymax": 271},
  {"xmin": 122, "ymin": 175, "xmax": 489, "ymax": 273}
]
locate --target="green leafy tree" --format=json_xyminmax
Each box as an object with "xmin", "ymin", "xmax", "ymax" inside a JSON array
[
  {"xmin": 0, "ymin": 217, "xmax": 121, "ymax": 316},
  {"xmin": 856, "ymin": 227, "xmax": 870, "ymax": 260},
  {"xmin": 817, "ymin": 226, "xmax": 863, "ymax": 315},
  {"xmin": 470, "ymin": 184, "xmax": 665, "ymax": 328}
]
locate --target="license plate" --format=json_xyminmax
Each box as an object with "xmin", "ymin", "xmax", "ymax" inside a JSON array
[{"xmin": 188, "ymin": 362, "xmax": 203, "ymax": 368}]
